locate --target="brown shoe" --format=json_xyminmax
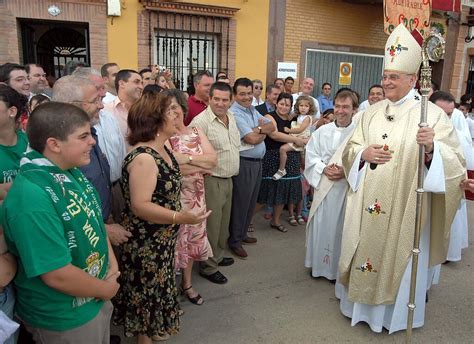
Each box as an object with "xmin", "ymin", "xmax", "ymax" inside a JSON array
[
  {"xmin": 242, "ymin": 237, "xmax": 257, "ymax": 245},
  {"xmin": 230, "ymin": 246, "xmax": 248, "ymax": 259}
]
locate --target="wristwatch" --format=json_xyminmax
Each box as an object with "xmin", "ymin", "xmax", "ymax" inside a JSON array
[
  {"xmin": 188, "ymin": 155, "xmax": 193, "ymax": 163},
  {"xmin": 257, "ymin": 126, "xmax": 262, "ymax": 134}
]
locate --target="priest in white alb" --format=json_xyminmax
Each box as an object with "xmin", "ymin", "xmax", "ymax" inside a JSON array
[
  {"xmin": 337, "ymin": 24, "xmax": 465, "ymax": 334},
  {"xmin": 429, "ymin": 91, "xmax": 472, "ymax": 262},
  {"xmin": 304, "ymin": 90, "xmax": 358, "ymax": 281}
]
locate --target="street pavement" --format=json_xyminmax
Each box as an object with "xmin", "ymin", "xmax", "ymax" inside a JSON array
[{"xmin": 115, "ymin": 201, "xmax": 474, "ymax": 343}]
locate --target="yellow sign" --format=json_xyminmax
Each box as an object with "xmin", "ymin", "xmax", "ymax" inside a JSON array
[
  {"xmin": 339, "ymin": 62, "xmax": 352, "ymax": 85},
  {"xmin": 383, "ymin": 0, "xmax": 431, "ymax": 37}
]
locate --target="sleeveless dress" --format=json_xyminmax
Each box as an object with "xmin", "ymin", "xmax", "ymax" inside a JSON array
[
  {"xmin": 169, "ymin": 127, "xmax": 213, "ymax": 270},
  {"xmin": 113, "ymin": 146, "xmax": 182, "ymax": 338},
  {"xmin": 257, "ymin": 111, "xmax": 302, "ymax": 205}
]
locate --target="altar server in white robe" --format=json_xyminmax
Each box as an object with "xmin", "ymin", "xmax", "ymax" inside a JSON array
[
  {"xmin": 304, "ymin": 90, "xmax": 357, "ymax": 280},
  {"xmin": 430, "ymin": 92, "xmax": 472, "ymax": 261},
  {"xmin": 337, "ymin": 24, "xmax": 465, "ymax": 334}
]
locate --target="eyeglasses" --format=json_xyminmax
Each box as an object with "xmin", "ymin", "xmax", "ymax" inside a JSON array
[
  {"xmin": 72, "ymin": 97, "xmax": 102, "ymax": 105},
  {"xmin": 254, "ymin": 86, "xmax": 262, "ymax": 90},
  {"xmin": 382, "ymin": 73, "xmax": 406, "ymax": 82}
]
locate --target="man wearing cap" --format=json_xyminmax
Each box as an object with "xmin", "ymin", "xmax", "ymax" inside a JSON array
[{"xmin": 337, "ymin": 24, "xmax": 465, "ymax": 333}]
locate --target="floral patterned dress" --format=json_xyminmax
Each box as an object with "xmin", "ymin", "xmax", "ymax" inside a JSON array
[
  {"xmin": 169, "ymin": 127, "xmax": 213, "ymax": 270},
  {"xmin": 113, "ymin": 146, "xmax": 182, "ymax": 338}
]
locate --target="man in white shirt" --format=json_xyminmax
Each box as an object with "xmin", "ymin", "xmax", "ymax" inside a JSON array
[
  {"xmin": 292, "ymin": 77, "xmax": 320, "ymax": 120},
  {"xmin": 430, "ymin": 91, "xmax": 472, "ymax": 262},
  {"xmin": 358, "ymin": 84, "xmax": 385, "ymax": 112},
  {"xmin": 101, "ymin": 63, "xmax": 120, "ymax": 105},
  {"xmin": 459, "ymin": 102, "xmax": 474, "ymax": 140}
]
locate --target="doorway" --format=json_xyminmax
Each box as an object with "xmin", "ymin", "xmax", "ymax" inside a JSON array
[{"xmin": 19, "ymin": 19, "xmax": 90, "ymax": 78}]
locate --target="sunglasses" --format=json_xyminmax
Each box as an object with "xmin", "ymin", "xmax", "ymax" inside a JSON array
[{"xmin": 254, "ymin": 86, "xmax": 262, "ymax": 90}]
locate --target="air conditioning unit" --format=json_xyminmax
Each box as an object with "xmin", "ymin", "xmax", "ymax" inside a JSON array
[{"xmin": 108, "ymin": 0, "xmax": 121, "ymax": 16}]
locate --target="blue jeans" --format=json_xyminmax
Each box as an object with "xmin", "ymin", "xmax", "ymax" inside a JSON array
[{"xmin": 0, "ymin": 284, "xmax": 17, "ymax": 344}]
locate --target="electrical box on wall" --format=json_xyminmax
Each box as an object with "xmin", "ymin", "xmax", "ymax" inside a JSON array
[{"xmin": 108, "ymin": 0, "xmax": 121, "ymax": 16}]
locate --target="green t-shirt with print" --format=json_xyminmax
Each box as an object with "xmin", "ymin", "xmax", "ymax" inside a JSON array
[
  {"xmin": 0, "ymin": 130, "xmax": 28, "ymax": 184},
  {"xmin": 2, "ymin": 164, "xmax": 109, "ymax": 331}
]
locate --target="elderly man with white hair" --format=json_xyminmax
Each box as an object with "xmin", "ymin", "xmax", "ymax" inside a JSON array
[
  {"xmin": 292, "ymin": 77, "xmax": 321, "ymax": 120},
  {"xmin": 337, "ymin": 24, "xmax": 465, "ymax": 334},
  {"xmin": 52, "ymin": 76, "xmax": 131, "ymax": 248}
]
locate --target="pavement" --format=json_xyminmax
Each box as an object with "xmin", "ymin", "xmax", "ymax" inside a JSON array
[{"xmin": 114, "ymin": 201, "xmax": 473, "ymax": 343}]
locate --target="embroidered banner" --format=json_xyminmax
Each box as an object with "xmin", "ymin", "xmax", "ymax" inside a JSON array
[{"xmin": 384, "ymin": 0, "xmax": 431, "ymax": 37}]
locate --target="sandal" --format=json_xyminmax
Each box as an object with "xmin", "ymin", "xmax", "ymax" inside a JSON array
[
  {"xmin": 270, "ymin": 223, "xmax": 288, "ymax": 233},
  {"xmin": 288, "ymin": 216, "xmax": 298, "ymax": 226},
  {"xmin": 151, "ymin": 333, "xmax": 170, "ymax": 341},
  {"xmin": 247, "ymin": 223, "xmax": 254, "ymax": 232},
  {"xmin": 181, "ymin": 285, "xmax": 204, "ymax": 305},
  {"xmin": 296, "ymin": 215, "xmax": 305, "ymax": 225},
  {"xmin": 272, "ymin": 169, "xmax": 287, "ymax": 181}
]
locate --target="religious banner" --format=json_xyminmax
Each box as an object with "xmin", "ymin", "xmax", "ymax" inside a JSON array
[{"xmin": 384, "ymin": 0, "xmax": 431, "ymax": 37}]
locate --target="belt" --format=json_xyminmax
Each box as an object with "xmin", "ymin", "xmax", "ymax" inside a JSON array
[
  {"xmin": 240, "ymin": 157, "xmax": 262, "ymax": 162},
  {"xmin": 211, "ymin": 175, "xmax": 231, "ymax": 180}
]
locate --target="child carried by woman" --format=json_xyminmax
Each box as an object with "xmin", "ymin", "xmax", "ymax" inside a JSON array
[{"xmin": 273, "ymin": 95, "xmax": 315, "ymax": 180}]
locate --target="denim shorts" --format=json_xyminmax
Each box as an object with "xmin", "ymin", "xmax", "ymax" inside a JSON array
[{"xmin": 0, "ymin": 284, "xmax": 17, "ymax": 344}]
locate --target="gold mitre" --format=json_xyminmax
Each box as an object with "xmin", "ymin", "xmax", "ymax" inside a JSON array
[{"xmin": 384, "ymin": 24, "xmax": 422, "ymax": 74}]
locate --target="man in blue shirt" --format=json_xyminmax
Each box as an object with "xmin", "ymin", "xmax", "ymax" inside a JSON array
[
  {"xmin": 229, "ymin": 78, "xmax": 275, "ymax": 259},
  {"xmin": 317, "ymin": 82, "xmax": 334, "ymax": 113}
]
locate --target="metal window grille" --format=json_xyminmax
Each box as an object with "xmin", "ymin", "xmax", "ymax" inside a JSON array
[
  {"xmin": 466, "ymin": 56, "xmax": 474, "ymax": 95},
  {"xmin": 155, "ymin": 30, "xmax": 219, "ymax": 91},
  {"xmin": 149, "ymin": 12, "xmax": 231, "ymax": 92}
]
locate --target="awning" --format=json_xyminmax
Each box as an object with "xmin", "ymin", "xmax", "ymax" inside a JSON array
[{"xmin": 432, "ymin": 0, "xmax": 461, "ymax": 12}]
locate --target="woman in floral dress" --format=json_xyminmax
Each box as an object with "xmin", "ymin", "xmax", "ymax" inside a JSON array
[
  {"xmin": 113, "ymin": 90, "xmax": 211, "ymax": 344},
  {"xmin": 168, "ymin": 89, "xmax": 216, "ymax": 305}
]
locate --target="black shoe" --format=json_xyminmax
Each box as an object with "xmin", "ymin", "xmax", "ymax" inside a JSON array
[
  {"xmin": 218, "ymin": 257, "xmax": 235, "ymax": 267},
  {"xmin": 110, "ymin": 335, "xmax": 121, "ymax": 344},
  {"xmin": 200, "ymin": 271, "xmax": 228, "ymax": 284}
]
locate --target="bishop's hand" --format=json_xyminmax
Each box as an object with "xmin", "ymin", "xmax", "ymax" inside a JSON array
[
  {"xmin": 416, "ymin": 126, "xmax": 434, "ymax": 153},
  {"xmin": 361, "ymin": 144, "xmax": 392, "ymax": 165}
]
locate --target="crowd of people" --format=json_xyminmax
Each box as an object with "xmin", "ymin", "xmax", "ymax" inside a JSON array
[{"xmin": 0, "ymin": 23, "xmax": 473, "ymax": 344}]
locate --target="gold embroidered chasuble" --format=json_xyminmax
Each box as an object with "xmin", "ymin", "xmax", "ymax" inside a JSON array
[{"xmin": 338, "ymin": 98, "xmax": 465, "ymax": 305}]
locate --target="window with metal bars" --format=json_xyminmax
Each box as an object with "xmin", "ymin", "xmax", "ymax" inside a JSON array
[
  {"xmin": 155, "ymin": 30, "xmax": 219, "ymax": 91},
  {"xmin": 466, "ymin": 56, "xmax": 474, "ymax": 95}
]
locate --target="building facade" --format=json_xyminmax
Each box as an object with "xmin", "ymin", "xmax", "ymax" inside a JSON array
[{"xmin": 0, "ymin": 0, "xmax": 472, "ymax": 100}]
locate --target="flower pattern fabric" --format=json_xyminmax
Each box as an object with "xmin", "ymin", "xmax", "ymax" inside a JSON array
[
  {"xmin": 113, "ymin": 146, "xmax": 182, "ymax": 338},
  {"xmin": 169, "ymin": 127, "xmax": 213, "ymax": 270}
]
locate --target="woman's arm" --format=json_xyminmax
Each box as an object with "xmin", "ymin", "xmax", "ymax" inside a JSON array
[
  {"xmin": 266, "ymin": 115, "xmax": 305, "ymax": 146},
  {"xmin": 178, "ymin": 164, "xmax": 208, "ymax": 176},
  {"xmin": 286, "ymin": 117, "xmax": 311, "ymax": 134},
  {"xmin": 128, "ymin": 153, "xmax": 211, "ymax": 225}
]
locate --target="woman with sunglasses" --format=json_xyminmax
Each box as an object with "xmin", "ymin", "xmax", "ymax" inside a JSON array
[{"xmin": 251, "ymin": 79, "xmax": 264, "ymax": 106}]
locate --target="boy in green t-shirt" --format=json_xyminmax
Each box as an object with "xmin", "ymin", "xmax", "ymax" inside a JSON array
[
  {"xmin": 1, "ymin": 102, "xmax": 119, "ymax": 343},
  {"xmin": 0, "ymin": 83, "xmax": 29, "ymax": 343}
]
